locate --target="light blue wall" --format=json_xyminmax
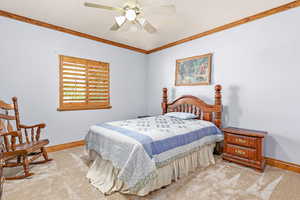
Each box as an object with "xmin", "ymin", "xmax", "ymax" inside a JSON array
[
  {"xmin": 146, "ymin": 7, "xmax": 300, "ymax": 164},
  {"xmin": 1, "ymin": 6, "xmax": 300, "ymax": 165},
  {"xmin": 0, "ymin": 17, "xmax": 147, "ymax": 146}
]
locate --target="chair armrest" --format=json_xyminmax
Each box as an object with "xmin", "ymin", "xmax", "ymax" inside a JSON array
[
  {"xmin": 0, "ymin": 131, "xmax": 21, "ymax": 137},
  {"xmin": 19, "ymin": 123, "xmax": 46, "ymax": 129},
  {"xmin": 19, "ymin": 123, "xmax": 46, "ymax": 142}
]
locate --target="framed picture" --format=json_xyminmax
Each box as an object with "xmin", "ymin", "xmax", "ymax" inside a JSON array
[{"xmin": 175, "ymin": 53, "xmax": 212, "ymax": 86}]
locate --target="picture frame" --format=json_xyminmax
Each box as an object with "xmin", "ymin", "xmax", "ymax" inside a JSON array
[{"xmin": 175, "ymin": 53, "xmax": 212, "ymax": 86}]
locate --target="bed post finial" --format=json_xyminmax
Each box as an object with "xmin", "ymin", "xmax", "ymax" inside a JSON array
[
  {"xmin": 162, "ymin": 88, "xmax": 168, "ymax": 114},
  {"xmin": 214, "ymin": 85, "xmax": 222, "ymax": 128}
]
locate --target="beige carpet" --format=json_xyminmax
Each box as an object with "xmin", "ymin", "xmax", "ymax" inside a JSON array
[{"xmin": 2, "ymin": 147, "xmax": 300, "ymax": 200}]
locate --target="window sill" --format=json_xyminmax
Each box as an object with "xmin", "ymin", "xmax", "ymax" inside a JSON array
[{"xmin": 57, "ymin": 105, "xmax": 112, "ymax": 111}]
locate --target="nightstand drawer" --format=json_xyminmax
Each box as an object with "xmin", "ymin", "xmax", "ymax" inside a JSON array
[
  {"xmin": 226, "ymin": 144, "xmax": 257, "ymax": 160},
  {"xmin": 226, "ymin": 133, "xmax": 257, "ymax": 148}
]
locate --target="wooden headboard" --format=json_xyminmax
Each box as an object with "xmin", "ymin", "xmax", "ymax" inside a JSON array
[{"xmin": 161, "ymin": 85, "xmax": 222, "ymax": 128}]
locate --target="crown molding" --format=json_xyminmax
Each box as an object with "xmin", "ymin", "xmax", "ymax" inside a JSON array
[
  {"xmin": 0, "ymin": 10, "xmax": 147, "ymax": 54},
  {"xmin": 1, "ymin": 1, "xmax": 300, "ymax": 55},
  {"xmin": 147, "ymin": 0, "xmax": 300, "ymax": 54}
]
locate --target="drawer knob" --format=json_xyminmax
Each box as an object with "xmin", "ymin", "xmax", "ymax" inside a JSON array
[
  {"xmin": 236, "ymin": 138, "xmax": 246, "ymax": 144},
  {"xmin": 235, "ymin": 149, "xmax": 246, "ymax": 155}
]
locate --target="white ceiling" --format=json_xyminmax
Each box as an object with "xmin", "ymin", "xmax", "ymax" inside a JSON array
[{"xmin": 0, "ymin": 0, "xmax": 293, "ymax": 50}]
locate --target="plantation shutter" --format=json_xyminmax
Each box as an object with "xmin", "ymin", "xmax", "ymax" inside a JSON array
[{"xmin": 58, "ymin": 55, "xmax": 111, "ymax": 111}]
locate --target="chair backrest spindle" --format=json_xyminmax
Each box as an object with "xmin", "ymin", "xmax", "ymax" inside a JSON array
[{"xmin": 0, "ymin": 98, "xmax": 23, "ymax": 152}]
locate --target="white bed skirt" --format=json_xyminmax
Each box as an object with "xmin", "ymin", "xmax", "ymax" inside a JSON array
[{"xmin": 86, "ymin": 143, "xmax": 216, "ymax": 196}]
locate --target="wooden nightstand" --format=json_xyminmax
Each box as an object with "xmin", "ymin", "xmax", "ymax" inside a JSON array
[{"xmin": 222, "ymin": 127, "xmax": 267, "ymax": 172}]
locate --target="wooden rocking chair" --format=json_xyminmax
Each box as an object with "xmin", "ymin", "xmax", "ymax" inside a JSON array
[{"xmin": 0, "ymin": 97, "xmax": 52, "ymax": 180}]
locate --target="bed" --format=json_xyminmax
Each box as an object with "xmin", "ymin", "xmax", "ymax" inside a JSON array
[{"xmin": 85, "ymin": 85, "xmax": 223, "ymax": 196}]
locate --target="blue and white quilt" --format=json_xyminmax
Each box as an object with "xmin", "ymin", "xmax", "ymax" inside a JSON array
[{"xmin": 85, "ymin": 115, "xmax": 222, "ymax": 192}]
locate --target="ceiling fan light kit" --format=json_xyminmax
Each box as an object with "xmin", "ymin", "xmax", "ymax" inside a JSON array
[
  {"xmin": 84, "ymin": 1, "xmax": 176, "ymax": 34},
  {"xmin": 115, "ymin": 16, "xmax": 126, "ymax": 26},
  {"xmin": 125, "ymin": 9, "xmax": 137, "ymax": 21}
]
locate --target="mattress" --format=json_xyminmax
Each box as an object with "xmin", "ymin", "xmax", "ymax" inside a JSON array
[{"xmin": 85, "ymin": 115, "xmax": 222, "ymax": 194}]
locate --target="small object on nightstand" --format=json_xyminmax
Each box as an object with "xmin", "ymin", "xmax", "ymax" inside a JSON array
[
  {"xmin": 137, "ymin": 115, "xmax": 151, "ymax": 118},
  {"xmin": 222, "ymin": 127, "xmax": 267, "ymax": 172}
]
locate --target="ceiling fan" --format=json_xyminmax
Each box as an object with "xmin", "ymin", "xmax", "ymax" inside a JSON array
[{"xmin": 84, "ymin": 0, "xmax": 176, "ymax": 34}]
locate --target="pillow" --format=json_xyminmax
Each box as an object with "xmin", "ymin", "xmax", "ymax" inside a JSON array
[{"xmin": 165, "ymin": 112, "xmax": 197, "ymax": 120}]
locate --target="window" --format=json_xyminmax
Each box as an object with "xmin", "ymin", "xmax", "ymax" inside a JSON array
[{"xmin": 58, "ymin": 55, "xmax": 111, "ymax": 111}]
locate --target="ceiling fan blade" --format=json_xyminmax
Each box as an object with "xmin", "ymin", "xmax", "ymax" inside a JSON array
[
  {"xmin": 136, "ymin": 18, "xmax": 157, "ymax": 33},
  {"xmin": 110, "ymin": 16, "xmax": 127, "ymax": 31},
  {"xmin": 110, "ymin": 23, "xmax": 121, "ymax": 31},
  {"xmin": 143, "ymin": 4, "xmax": 176, "ymax": 16},
  {"xmin": 125, "ymin": 0, "xmax": 139, "ymax": 6},
  {"xmin": 158, "ymin": 5, "xmax": 176, "ymax": 14},
  {"xmin": 144, "ymin": 21, "xmax": 157, "ymax": 33},
  {"xmin": 84, "ymin": 2, "xmax": 123, "ymax": 12}
]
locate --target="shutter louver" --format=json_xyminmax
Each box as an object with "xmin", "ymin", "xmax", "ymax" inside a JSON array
[{"xmin": 58, "ymin": 55, "xmax": 111, "ymax": 111}]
